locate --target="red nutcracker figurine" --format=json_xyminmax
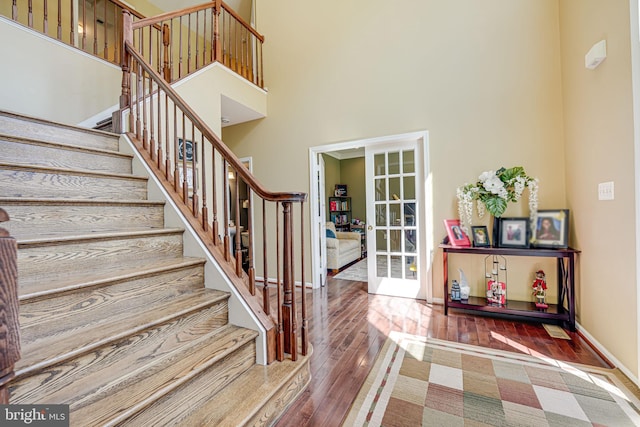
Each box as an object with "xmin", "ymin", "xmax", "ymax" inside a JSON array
[{"xmin": 532, "ymin": 270, "xmax": 548, "ymax": 308}]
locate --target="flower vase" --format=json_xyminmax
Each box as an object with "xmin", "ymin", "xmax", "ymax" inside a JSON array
[{"xmin": 492, "ymin": 216, "xmax": 500, "ymax": 248}]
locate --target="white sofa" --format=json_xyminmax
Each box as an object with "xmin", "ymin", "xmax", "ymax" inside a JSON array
[{"xmin": 326, "ymin": 222, "xmax": 361, "ymax": 272}]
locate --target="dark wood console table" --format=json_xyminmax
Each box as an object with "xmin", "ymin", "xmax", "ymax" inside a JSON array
[{"xmin": 441, "ymin": 245, "xmax": 580, "ymax": 330}]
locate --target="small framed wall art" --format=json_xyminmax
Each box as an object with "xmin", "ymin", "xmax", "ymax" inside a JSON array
[
  {"xmin": 471, "ymin": 225, "xmax": 490, "ymax": 247},
  {"xmin": 532, "ymin": 209, "xmax": 569, "ymax": 248},
  {"xmin": 498, "ymin": 217, "xmax": 529, "ymax": 248},
  {"xmin": 444, "ymin": 219, "xmax": 471, "ymax": 247}
]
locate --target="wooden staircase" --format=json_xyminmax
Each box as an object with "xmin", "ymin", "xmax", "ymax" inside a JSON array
[{"xmin": 0, "ymin": 111, "xmax": 310, "ymax": 426}]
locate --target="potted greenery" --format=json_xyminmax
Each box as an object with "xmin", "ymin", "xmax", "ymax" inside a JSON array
[{"xmin": 456, "ymin": 167, "xmax": 538, "ymax": 245}]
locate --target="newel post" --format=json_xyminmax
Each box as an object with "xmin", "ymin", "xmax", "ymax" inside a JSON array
[
  {"xmin": 281, "ymin": 202, "xmax": 298, "ymax": 361},
  {"xmin": 0, "ymin": 209, "xmax": 20, "ymax": 404},
  {"xmin": 213, "ymin": 0, "xmax": 223, "ymax": 63},
  {"xmin": 113, "ymin": 10, "xmax": 133, "ymax": 134}
]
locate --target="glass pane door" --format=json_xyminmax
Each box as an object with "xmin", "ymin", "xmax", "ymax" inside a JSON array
[{"xmin": 366, "ymin": 142, "xmax": 420, "ymax": 297}]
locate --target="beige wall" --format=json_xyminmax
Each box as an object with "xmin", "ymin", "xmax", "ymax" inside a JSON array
[
  {"xmin": 323, "ymin": 154, "xmax": 341, "ymax": 220},
  {"xmin": 341, "ymin": 157, "xmax": 366, "ymax": 223},
  {"xmin": 0, "ymin": 17, "xmax": 121, "ymax": 125},
  {"xmin": 559, "ymin": 0, "xmax": 637, "ymax": 375},
  {"xmin": 223, "ymin": 0, "xmax": 566, "ymax": 293}
]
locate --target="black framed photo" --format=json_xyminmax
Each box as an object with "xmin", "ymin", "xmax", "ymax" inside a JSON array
[
  {"xmin": 471, "ymin": 226, "xmax": 490, "ymax": 247},
  {"xmin": 334, "ymin": 184, "xmax": 347, "ymax": 197},
  {"xmin": 532, "ymin": 209, "xmax": 569, "ymax": 248},
  {"xmin": 498, "ymin": 217, "xmax": 529, "ymax": 248},
  {"xmin": 178, "ymin": 138, "xmax": 195, "ymax": 162}
]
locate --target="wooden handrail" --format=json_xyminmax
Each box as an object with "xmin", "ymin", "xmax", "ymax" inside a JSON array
[
  {"xmin": 132, "ymin": 1, "xmax": 216, "ymax": 29},
  {"xmin": 131, "ymin": 0, "xmax": 263, "ymax": 42},
  {"xmin": 124, "ymin": 40, "xmax": 299, "ymax": 203},
  {"xmin": 220, "ymin": 1, "xmax": 264, "ymax": 41},
  {"xmin": 0, "ymin": 209, "xmax": 20, "ymax": 404}
]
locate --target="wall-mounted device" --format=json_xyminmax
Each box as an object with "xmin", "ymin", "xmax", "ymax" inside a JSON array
[{"xmin": 585, "ymin": 40, "xmax": 607, "ymax": 70}]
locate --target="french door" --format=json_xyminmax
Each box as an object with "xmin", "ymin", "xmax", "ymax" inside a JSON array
[{"xmin": 365, "ymin": 141, "xmax": 422, "ymax": 298}]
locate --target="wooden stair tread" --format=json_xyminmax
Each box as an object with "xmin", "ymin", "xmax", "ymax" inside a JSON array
[
  {"xmin": 16, "ymin": 287, "xmax": 230, "ymax": 376},
  {"xmin": 0, "ymin": 136, "xmax": 132, "ymax": 174},
  {"xmin": 17, "ymin": 229, "xmax": 186, "ymax": 281},
  {"xmin": 0, "ymin": 132, "xmax": 131, "ymax": 158},
  {"xmin": 128, "ymin": 347, "xmax": 312, "ymax": 427},
  {"xmin": 0, "ymin": 161, "xmax": 146, "ymax": 181},
  {"xmin": 16, "ymin": 226, "xmax": 183, "ymax": 245},
  {"xmin": 72, "ymin": 326, "xmax": 258, "ymax": 426},
  {"xmin": 11, "ymin": 306, "xmax": 235, "ymax": 404},
  {"xmin": 1, "ymin": 165, "xmax": 148, "ymax": 200},
  {"xmin": 3, "ymin": 198, "xmax": 167, "ymax": 239},
  {"xmin": 19, "ymin": 256, "xmax": 205, "ymax": 300},
  {"xmin": 0, "ymin": 111, "xmax": 119, "ymax": 151},
  {"xmin": 12, "ymin": 323, "xmax": 257, "ymax": 427},
  {"xmin": 0, "ymin": 197, "xmax": 165, "ymax": 206}
]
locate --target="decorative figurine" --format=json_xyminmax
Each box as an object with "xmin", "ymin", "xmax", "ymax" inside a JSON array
[
  {"xmin": 532, "ymin": 269, "xmax": 548, "ymax": 308},
  {"xmin": 459, "ymin": 269, "xmax": 470, "ymax": 300},
  {"xmin": 486, "ymin": 280, "xmax": 506, "ymax": 305}
]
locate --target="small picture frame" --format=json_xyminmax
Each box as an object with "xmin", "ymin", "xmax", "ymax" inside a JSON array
[
  {"xmin": 471, "ymin": 225, "xmax": 490, "ymax": 247},
  {"xmin": 532, "ymin": 209, "xmax": 569, "ymax": 248},
  {"xmin": 178, "ymin": 138, "xmax": 195, "ymax": 162},
  {"xmin": 334, "ymin": 184, "xmax": 347, "ymax": 197},
  {"xmin": 498, "ymin": 217, "xmax": 529, "ymax": 248},
  {"xmin": 444, "ymin": 219, "xmax": 471, "ymax": 247}
]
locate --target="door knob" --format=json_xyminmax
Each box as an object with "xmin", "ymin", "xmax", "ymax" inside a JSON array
[{"xmin": 368, "ymin": 225, "xmax": 373, "ymax": 231}]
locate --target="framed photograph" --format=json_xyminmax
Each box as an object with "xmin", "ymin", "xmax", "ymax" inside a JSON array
[
  {"xmin": 178, "ymin": 138, "xmax": 195, "ymax": 162},
  {"xmin": 532, "ymin": 209, "xmax": 569, "ymax": 248},
  {"xmin": 444, "ymin": 219, "xmax": 471, "ymax": 247},
  {"xmin": 498, "ymin": 217, "xmax": 529, "ymax": 248},
  {"xmin": 471, "ymin": 225, "xmax": 490, "ymax": 247},
  {"xmin": 334, "ymin": 184, "xmax": 347, "ymax": 197}
]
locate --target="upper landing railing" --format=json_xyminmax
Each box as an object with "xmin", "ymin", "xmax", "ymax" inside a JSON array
[{"xmin": 5, "ymin": 0, "xmax": 264, "ymax": 88}]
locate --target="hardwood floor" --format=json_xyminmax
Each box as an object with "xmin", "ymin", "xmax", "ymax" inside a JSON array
[{"xmin": 274, "ymin": 276, "xmax": 609, "ymax": 427}]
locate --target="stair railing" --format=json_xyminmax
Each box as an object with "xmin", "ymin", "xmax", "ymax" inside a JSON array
[
  {"xmin": 6, "ymin": 0, "xmax": 148, "ymax": 66},
  {"xmin": 126, "ymin": 0, "xmax": 264, "ymax": 87},
  {"xmin": 5, "ymin": 0, "xmax": 263, "ymax": 88},
  {"xmin": 0, "ymin": 209, "xmax": 20, "ymax": 403},
  {"xmin": 117, "ymin": 10, "xmax": 306, "ymax": 363}
]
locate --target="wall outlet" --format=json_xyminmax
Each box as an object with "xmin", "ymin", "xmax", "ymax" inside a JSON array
[{"xmin": 598, "ymin": 181, "xmax": 614, "ymax": 200}]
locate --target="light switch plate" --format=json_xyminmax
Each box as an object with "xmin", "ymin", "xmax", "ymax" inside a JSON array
[{"xmin": 598, "ymin": 181, "xmax": 614, "ymax": 200}]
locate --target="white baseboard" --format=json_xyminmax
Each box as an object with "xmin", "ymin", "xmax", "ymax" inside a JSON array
[
  {"xmin": 255, "ymin": 275, "xmax": 313, "ymax": 289},
  {"xmin": 576, "ymin": 322, "xmax": 640, "ymax": 387}
]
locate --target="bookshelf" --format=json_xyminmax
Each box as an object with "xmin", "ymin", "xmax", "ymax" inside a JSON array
[{"xmin": 329, "ymin": 196, "xmax": 351, "ymax": 231}]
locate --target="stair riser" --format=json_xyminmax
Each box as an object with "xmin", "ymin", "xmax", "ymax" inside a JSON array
[
  {"xmin": 117, "ymin": 341, "xmax": 257, "ymax": 427},
  {"xmin": 0, "ymin": 168, "xmax": 147, "ymax": 200},
  {"xmin": 3, "ymin": 202, "xmax": 165, "ymax": 239},
  {"xmin": 18, "ymin": 233, "xmax": 184, "ymax": 281},
  {"xmin": 0, "ymin": 139, "xmax": 132, "ymax": 174},
  {"xmin": 0, "ymin": 115, "xmax": 119, "ymax": 151},
  {"xmin": 10, "ymin": 301, "xmax": 231, "ymax": 404}
]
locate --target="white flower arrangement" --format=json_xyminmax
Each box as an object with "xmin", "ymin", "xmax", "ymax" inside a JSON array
[{"xmin": 456, "ymin": 167, "xmax": 539, "ymax": 232}]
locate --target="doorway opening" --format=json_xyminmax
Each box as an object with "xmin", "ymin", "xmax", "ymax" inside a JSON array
[{"xmin": 309, "ymin": 131, "xmax": 431, "ymax": 301}]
